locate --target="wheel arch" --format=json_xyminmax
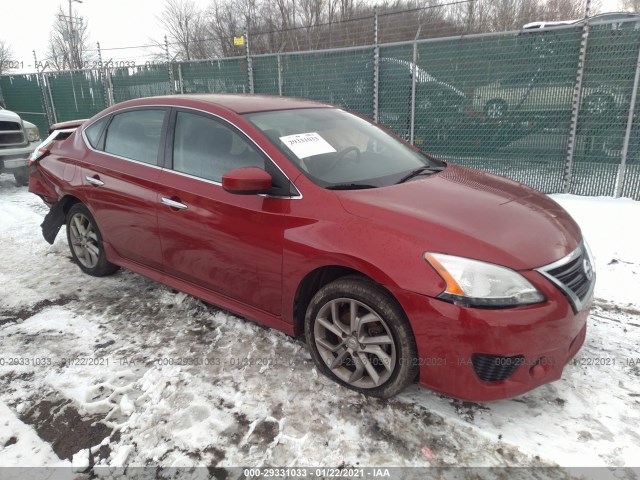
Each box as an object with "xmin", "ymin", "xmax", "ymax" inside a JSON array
[
  {"xmin": 59, "ymin": 194, "xmax": 83, "ymax": 215},
  {"xmin": 40, "ymin": 194, "xmax": 86, "ymax": 245},
  {"xmin": 291, "ymin": 264, "xmax": 406, "ymax": 337}
]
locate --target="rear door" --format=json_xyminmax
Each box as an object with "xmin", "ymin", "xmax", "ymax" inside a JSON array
[
  {"xmin": 82, "ymin": 107, "xmax": 168, "ymax": 271},
  {"xmin": 156, "ymin": 109, "xmax": 294, "ymax": 315}
]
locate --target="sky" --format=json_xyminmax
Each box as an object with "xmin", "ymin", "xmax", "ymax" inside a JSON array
[
  {"xmin": 0, "ymin": 0, "xmax": 626, "ymax": 73},
  {"xmin": 2, "ymin": 0, "xmax": 211, "ymax": 72}
]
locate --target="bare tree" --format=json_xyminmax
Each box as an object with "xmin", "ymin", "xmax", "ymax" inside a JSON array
[
  {"xmin": 621, "ymin": 0, "xmax": 640, "ymax": 12},
  {"xmin": 46, "ymin": 5, "xmax": 92, "ymax": 70},
  {"xmin": 199, "ymin": 0, "xmax": 597, "ymax": 57},
  {"xmin": 0, "ymin": 40, "xmax": 16, "ymax": 75},
  {"xmin": 206, "ymin": 0, "xmax": 245, "ymax": 57},
  {"xmin": 158, "ymin": 0, "xmax": 216, "ymax": 61},
  {"xmin": 542, "ymin": 0, "xmax": 585, "ymax": 21}
]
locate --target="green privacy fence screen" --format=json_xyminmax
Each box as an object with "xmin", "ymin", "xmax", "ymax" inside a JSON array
[
  {"xmin": 178, "ymin": 58, "xmax": 248, "ymax": 94},
  {"xmin": 572, "ymin": 21, "xmax": 640, "ymax": 196},
  {"xmin": 0, "ymin": 74, "xmax": 50, "ymax": 135},
  {"xmin": 278, "ymin": 47, "xmax": 374, "ymax": 119},
  {"xmin": 46, "ymin": 69, "xmax": 107, "ymax": 123},
  {"xmin": 2, "ymin": 18, "xmax": 640, "ymax": 199},
  {"xmin": 411, "ymin": 27, "xmax": 583, "ymax": 194},
  {"xmin": 110, "ymin": 64, "xmax": 173, "ymax": 103}
]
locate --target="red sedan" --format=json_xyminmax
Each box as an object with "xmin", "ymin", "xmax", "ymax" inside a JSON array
[{"xmin": 28, "ymin": 94, "xmax": 594, "ymax": 401}]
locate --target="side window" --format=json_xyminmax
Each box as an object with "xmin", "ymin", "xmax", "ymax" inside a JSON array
[
  {"xmin": 172, "ymin": 111, "xmax": 264, "ymax": 182},
  {"xmin": 84, "ymin": 116, "xmax": 109, "ymax": 149},
  {"xmin": 104, "ymin": 109, "xmax": 165, "ymax": 165}
]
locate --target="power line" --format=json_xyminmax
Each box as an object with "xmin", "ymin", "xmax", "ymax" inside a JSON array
[{"xmin": 88, "ymin": 0, "xmax": 474, "ymax": 52}]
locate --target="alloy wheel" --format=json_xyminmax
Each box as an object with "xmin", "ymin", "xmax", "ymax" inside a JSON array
[
  {"xmin": 68, "ymin": 213, "xmax": 100, "ymax": 269},
  {"xmin": 313, "ymin": 298, "xmax": 397, "ymax": 389},
  {"xmin": 485, "ymin": 100, "xmax": 507, "ymax": 119}
]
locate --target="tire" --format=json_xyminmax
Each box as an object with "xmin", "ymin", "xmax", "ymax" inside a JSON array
[
  {"xmin": 584, "ymin": 94, "xmax": 615, "ymax": 117},
  {"xmin": 13, "ymin": 167, "xmax": 29, "ymax": 187},
  {"xmin": 304, "ymin": 275, "xmax": 418, "ymax": 398},
  {"xmin": 602, "ymin": 133, "xmax": 623, "ymax": 158},
  {"xmin": 484, "ymin": 99, "xmax": 508, "ymax": 120},
  {"xmin": 65, "ymin": 203, "xmax": 119, "ymax": 277}
]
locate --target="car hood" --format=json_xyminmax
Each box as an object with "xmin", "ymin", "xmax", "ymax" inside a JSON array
[
  {"xmin": 337, "ymin": 164, "xmax": 581, "ymax": 270},
  {"xmin": 0, "ymin": 109, "xmax": 21, "ymax": 123}
]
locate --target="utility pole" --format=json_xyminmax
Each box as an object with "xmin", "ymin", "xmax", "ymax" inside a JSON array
[
  {"xmin": 69, "ymin": 0, "xmax": 74, "ymax": 67},
  {"xmin": 60, "ymin": 0, "xmax": 83, "ymax": 69}
]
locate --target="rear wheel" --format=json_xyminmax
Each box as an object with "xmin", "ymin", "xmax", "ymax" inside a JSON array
[
  {"xmin": 66, "ymin": 203, "xmax": 119, "ymax": 277},
  {"xmin": 484, "ymin": 99, "xmax": 508, "ymax": 120},
  {"xmin": 305, "ymin": 276, "xmax": 418, "ymax": 398}
]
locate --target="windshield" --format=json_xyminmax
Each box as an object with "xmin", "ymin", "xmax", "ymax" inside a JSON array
[{"xmin": 243, "ymin": 108, "xmax": 444, "ymax": 188}]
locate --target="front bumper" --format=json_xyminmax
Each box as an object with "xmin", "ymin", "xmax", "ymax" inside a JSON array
[
  {"xmin": 0, "ymin": 142, "xmax": 39, "ymax": 171},
  {"xmin": 390, "ymin": 270, "xmax": 591, "ymax": 401}
]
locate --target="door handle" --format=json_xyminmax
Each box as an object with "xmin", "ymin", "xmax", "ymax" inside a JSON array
[
  {"xmin": 161, "ymin": 197, "xmax": 188, "ymax": 210},
  {"xmin": 85, "ymin": 176, "xmax": 104, "ymax": 187}
]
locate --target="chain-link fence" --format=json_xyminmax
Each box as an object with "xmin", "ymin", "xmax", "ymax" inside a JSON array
[{"xmin": 2, "ymin": 17, "xmax": 640, "ymax": 199}]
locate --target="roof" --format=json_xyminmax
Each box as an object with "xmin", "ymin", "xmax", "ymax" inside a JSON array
[
  {"xmin": 149, "ymin": 94, "xmax": 332, "ymax": 114},
  {"xmin": 523, "ymin": 12, "xmax": 640, "ymax": 29}
]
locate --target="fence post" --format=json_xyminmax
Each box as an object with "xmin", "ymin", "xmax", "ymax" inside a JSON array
[
  {"xmin": 164, "ymin": 35, "xmax": 175, "ymax": 94},
  {"xmin": 410, "ymin": 28, "xmax": 421, "ymax": 145},
  {"xmin": 277, "ymin": 53, "xmax": 283, "ymax": 96},
  {"xmin": 615, "ymin": 40, "xmax": 640, "ymax": 197},
  {"xmin": 246, "ymin": 30, "xmax": 254, "ymax": 94},
  {"xmin": 45, "ymin": 73, "xmax": 58, "ymax": 125},
  {"xmin": 33, "ymin": 50, "xmax": 55, "ymax": 127},
  {"xmin": 96, "ymin": 41, "xmax": 110, "ymax": 107},
  {"xmin": 105, "ymin": 68, "xmax": 115, "ymax": 106},
  {"xmin": 563, "ymin": 0, "xmax": 592, "ymax": 193},
  {"xmin": 373, "ymin": 6, "xmax": 379, "ymax": 123},
  {"xmin": 178, "ymin": 63, "xmax": 184, "ymax": 94}
]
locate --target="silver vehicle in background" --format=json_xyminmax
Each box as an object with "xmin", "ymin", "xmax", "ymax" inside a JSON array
[{"xmin": 0, "ymin": 105, "xmax": 41, "ymax": 186}]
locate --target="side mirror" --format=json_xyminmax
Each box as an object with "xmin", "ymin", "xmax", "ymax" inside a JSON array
[{"xmin": 222, "ymin": 166, "xmax": 272, "ymax": 195}]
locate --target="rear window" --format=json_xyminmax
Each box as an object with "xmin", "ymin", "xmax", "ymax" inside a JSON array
[
  {"xmin": 84, "ymin": 116, "xmax": 109, "ymax": 148},
  {"xmin": 104, "ymin": 109, "xmax": 166, "ymax": 165}
]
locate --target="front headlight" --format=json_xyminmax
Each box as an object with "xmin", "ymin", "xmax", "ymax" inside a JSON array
[
  {"xmin": 425, "ymin": 253, "xmax": 545, "ymax": 308},
  {"xmin": 26, "ymin": 126, "xmax": 40, "ymax": 142}
]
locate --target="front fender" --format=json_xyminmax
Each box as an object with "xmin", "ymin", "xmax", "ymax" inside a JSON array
[{"xmin": 281, "ymin": 218, "xmax": 447, "ymax": 325}]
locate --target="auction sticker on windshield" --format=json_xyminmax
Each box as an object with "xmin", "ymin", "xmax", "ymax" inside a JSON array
[{"xmin": 279, "ymin": 132, "xmax": 336, "ymax": 159}]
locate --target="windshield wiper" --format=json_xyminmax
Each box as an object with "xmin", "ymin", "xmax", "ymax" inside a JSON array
[
  {"xmin": 326, "ymin": 183, "xmax": 378, "ymax": 190},
  {"xmin": 395, "ymin": 166, "xmax": 444, "ymax": 185}
]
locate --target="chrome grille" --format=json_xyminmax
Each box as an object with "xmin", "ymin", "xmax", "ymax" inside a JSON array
[{"xmin": 537, "ymin": 243, "xmax": 595, "ymax": 313}]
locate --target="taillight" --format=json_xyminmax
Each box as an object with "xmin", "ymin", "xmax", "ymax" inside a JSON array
[{"xmin": 28, "ymin": 146, "xmax": 50, "ymax": 167}]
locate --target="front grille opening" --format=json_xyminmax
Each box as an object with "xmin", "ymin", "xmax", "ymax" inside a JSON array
[
  {"xmin": 0, "ymin": 121, "xmax": 21, "ymax": 131},
  {"xmin": 471, "ymin": 354, "xmax": 524, "ymax": 382},
  {"xmin": 539, "ymin": 244, "xmax": 595, "ymax": 312},
  {"xmin": 0, "ymin": 132, "xmax": 25, "ymax": 146},
  {"xmin": 548, "ymin": 255, "xmax": 591, "ymax": 300}
]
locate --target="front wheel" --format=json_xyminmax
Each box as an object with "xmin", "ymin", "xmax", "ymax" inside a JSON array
[
  {"xmin": 13, "ymin": 167, "xmax": 29, "ymax": 186},
  {"xmin": 584, "ymin": 93, "xmax": 615, "ymax": 117},
  {"xmin": 305, "ymin": 276, "xmax": 418, "ymax": 398},
  {"xmin": 66, "ymin": 203, "xmax": 119, "ymax": 277}
]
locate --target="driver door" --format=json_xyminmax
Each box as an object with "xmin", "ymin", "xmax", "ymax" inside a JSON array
[{"xmin": 155, "ymin": 109, "xmax": 290, "ymax": 315}]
